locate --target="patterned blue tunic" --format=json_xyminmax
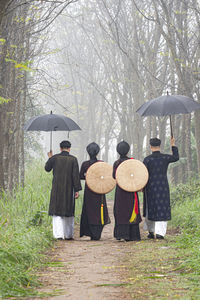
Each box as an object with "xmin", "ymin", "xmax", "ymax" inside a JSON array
[{"xmin": 143, "ymin": 146, "xmax": 179, "ymax": 221}]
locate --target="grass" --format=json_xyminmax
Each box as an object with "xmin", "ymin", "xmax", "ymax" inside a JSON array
[
  {"xmin": 170, "ymin": 178, "xmax": 200, "ymax": 275},
  {"xmin": 2, "ymin": 162, "xmax": 200, "ymax": 299},
  {"xmin": 0, "ymin": 161, "xmax": 83, "ymax": 298},
  {"xmin": 125, "ymin": 178, "xmax": 200, "ymax": 299},
  {"xmin": 124, "ymin": 237, "xmax": 200, "ymax": 299}
]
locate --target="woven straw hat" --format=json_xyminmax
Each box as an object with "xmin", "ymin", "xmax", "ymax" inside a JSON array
[
  {"xmin": 86, "ymin": 162, "xmax": 116, "ymax": 194},
  {"xmin": 116, "ymin": 159, "xmax": 149, "ymax": 192}
]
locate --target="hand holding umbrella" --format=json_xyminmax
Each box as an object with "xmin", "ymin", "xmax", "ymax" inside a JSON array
[
  {"xmin": 170, "ymin": 137, "xmax": 175, "ymax": 147},
  {"xmin": 47, "ymin": 150, "xmax": 53, "ymax": 158}
]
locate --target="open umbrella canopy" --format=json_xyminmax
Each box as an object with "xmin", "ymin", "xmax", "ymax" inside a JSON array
[
  {"xmin": 24, "ymin": 112, "xmax": 81, "ymax": 132},
  {"xmin": 24, "ymin": 111, "xmax": 81, "ymax": 151},
  {"xmin": 136, "ymin": 94, "xmax": 200, "ymax": 117},
  {"xmin": 136, "ymin": 93, "xmax": 200, "ymax": 137}
]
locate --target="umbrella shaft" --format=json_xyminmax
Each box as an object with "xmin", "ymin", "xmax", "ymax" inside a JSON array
[
  {"xmin": 169, "ymin": 115, "xmax": 173, "ymax": 138},
  {"xmin": 50, "ymin": 131, "xmax": 52, "ymax": 151}
]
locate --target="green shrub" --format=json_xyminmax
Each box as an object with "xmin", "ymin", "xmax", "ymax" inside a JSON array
[
  {"xmin": 171, "ymin": 178, "xmax": 200, "ymax": 274},
  {"xmin": 171, "ymin": 177, "xmax": 200, "ymax": 207},
  {"xmin": 0, "ymin": 161, "xmax": 83, "ymax": 298}
]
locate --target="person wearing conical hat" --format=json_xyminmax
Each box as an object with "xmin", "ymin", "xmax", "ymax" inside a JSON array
[
  {"xmin": 112, "ymin": 141, "xmax": 142, "ymax": 241},
  {"xmin": 79, "ymin": 142, "xmax": 110, "ymax": 240}
]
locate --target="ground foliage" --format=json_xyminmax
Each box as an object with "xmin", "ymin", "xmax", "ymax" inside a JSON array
[
  {"xmin": 126, "ymin": 178, "xmax": 200, "ymax": 299},
  {"xmin": 171, "ymin": 178, "xmax": 200, "ymax": 275},
  {"xmin": 1, "ymin": 163, "xmax": 200, "ymax": 299},
  {"xmin": 0, "ymin": 161, "xmax": 83, "ymax": 298}
]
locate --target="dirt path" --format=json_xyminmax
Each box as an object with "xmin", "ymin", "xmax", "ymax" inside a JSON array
[
  {"xmin": 31, "ymin": 196, "xmax": 200, "ymax": 300},
  {"xmin": 33, "ymin": 201, "xmax": 187, "ymax": 300},
  {"xmin": 36, "ymin": 200, "xmax": 133, "ymax": 300}
]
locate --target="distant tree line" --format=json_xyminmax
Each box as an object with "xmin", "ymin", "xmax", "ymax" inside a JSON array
[{"xmin": 44, "ymin": 0, "xmax": 200, "ymax": 184}]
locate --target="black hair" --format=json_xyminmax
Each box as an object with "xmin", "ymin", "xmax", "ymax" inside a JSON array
[
  {"xmin": 60, "ymin": 140, "xmax": 71, "ymax": 149},
  {"xmin": 86, "ymin": 142, "xmax": 100, "ymax": 156},
  {"xmin": 116, "ymin": 141, "xmax": 130, "ymax": 156},
  {"xmin": 150, "ymin": 138, "xmax": 161, "ymax": 147}
]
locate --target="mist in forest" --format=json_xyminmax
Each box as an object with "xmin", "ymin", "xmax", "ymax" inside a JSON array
[{"xmin": 0, "ymin": 0, "xmax": 200, "ymax": 190}]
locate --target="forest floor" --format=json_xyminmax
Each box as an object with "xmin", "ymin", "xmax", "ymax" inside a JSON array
[{"xmin": 30, "ymin": 200, "xmax": 193, "ymax": 300}]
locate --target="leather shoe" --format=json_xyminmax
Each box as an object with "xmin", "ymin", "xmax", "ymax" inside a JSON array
[
  {"xmin": 147, "ymin": 232, "xmax": 154, "ymax": 239},
  {"xmin": 156, "ymin": 234, "xmax": 164, "ymax": 239}
]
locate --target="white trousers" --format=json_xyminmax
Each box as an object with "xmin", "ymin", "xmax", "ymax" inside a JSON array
[
  {"xmin": 52, "ymin": 216, "xmax": 74, "ymax": 239},
  {"xmin": 143, "ymin": 218, "xmax": 167, "ymax": 237}
]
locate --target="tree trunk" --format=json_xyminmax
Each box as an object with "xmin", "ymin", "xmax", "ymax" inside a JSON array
[{"xmin": 194, "ymin": 110, "xmax": 200, "ymax": 173}]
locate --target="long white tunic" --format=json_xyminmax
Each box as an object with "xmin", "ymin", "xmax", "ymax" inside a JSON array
[
  {"xmin": 143, "ymin": 199, "xmax": 167, "ymax": 237},
  {"xmin": 143, "ymin": 218, "xmax": 167, "ymax": 237},
  {"xmin": 53, "ymin": 216, "xmax": 74, "ymax": 239}
]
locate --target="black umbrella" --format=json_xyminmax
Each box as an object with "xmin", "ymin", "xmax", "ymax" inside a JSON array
[
  {"xmin": 24, "ymin": 111, "xmax": 81, "ymax": 150},
  {"xmin": 136, "ymin": 92, "xmax": 200, "ymax": 137}
]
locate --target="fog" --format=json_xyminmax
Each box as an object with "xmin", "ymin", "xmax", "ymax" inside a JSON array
[
  {"xmin": 26, "ymin": 0, "xmax": 200, "ymax": 182},
  {"xmin": 1, "ymin": 0, "xmax": 199, "ymax": 190}
]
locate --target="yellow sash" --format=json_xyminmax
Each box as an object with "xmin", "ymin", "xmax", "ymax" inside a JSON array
[
  {"xmin": 129, "ymin": 201, "xmax": 136, "ymax": 223},
  {"xmin": 101, "ymin": 204, "xmax": 104, "ymax": 225}
]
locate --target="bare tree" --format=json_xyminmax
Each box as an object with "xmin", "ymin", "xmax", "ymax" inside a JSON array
[{"xmin": 0, "ymin": 0, "xmax": 79, "ymax": 191}]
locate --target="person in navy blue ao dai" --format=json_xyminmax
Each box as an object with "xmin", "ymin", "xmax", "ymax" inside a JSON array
[{"xmin": 143, "ymin": 137, "xmax": 179, "ymax": 239}]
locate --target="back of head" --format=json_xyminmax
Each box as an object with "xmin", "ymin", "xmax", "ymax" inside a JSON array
[
  {"xmin": 149, "ymin": 138, "xmax": 161, "ymax": 147},
  {"xmin": 117, "ymin": 141, "xmax": 130, "ymax": 156},
  {"xmin": 60, "ymin": 140, "xmax": 71, "ymax": 149},
  {"xmin": 86, "ymin": 142, "xmax": 100, "ymax": 158}
]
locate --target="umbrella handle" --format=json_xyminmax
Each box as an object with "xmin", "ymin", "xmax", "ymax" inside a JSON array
[{"xmin": 169, "ymin": 115, "xmax": 173, "ymax": 138}]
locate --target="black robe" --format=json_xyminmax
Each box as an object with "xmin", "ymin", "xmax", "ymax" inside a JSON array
[
  {"xmin": 45, "ymin": 151, "xmax": 82, "ymax": 217},
  {"xmin": 80, "ymin": 159, "xmax": 110, "ymax": 240},
  {"xmin": 143, "ymin": 146, "xmax": 179, "ymax": 221},
  {"xmin": 113, "ymin": 157, "xmax": 142, "ymax": 241}
]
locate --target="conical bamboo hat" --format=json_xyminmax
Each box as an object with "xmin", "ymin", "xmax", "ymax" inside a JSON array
[
  {"xmin": 86, "ymin": 162, "xmax": 116, "ymax": 194},
  {"xmin": 116, "ymin": 159, "xmax": 149, "ymax": 192}
]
